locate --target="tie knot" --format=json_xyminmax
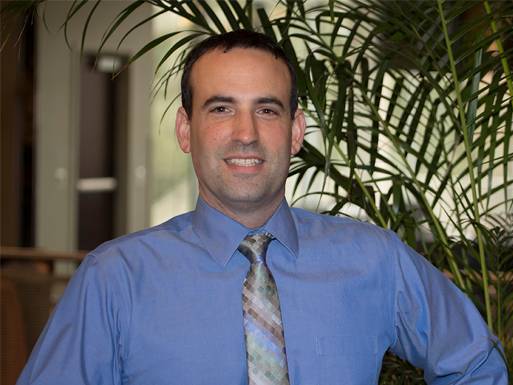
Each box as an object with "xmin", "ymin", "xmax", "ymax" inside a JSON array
[{"xmin": 238, "ymin": 232, "xmax": 273, "ymax": 264}]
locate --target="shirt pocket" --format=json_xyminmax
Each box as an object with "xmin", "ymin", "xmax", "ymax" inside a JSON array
[{"xmin": 316, "ymin": 335, "xmax": 378, "ymax": 385}]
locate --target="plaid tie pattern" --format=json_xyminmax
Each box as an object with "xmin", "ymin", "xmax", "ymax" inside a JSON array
[{"xmin": 239, "ymin": 232, "xmax": 290, "ymax": 385}]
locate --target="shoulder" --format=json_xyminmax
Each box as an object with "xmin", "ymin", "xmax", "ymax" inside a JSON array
[
  {"xmin": 84, "ymin": 211, "xmax": 195, "ymax": 270},
  {"xmin": 291, "ymin": 206, "xmax": 396, "ymax": 248}
]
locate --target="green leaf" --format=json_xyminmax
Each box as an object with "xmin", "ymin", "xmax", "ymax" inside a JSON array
[
  {"xmin": 97, "ymin": 0, "xmax": 145, "ymax": 57},
  {"xmin": 125, "ymin": 31, "xmax": 182, "ymax": 67},
  {"xmin": 198, "ymin": 2, "xmax": 227, "ymax": 34}
]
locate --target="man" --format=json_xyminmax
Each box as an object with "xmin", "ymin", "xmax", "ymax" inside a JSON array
[{"xmin": 18, "ymin": 30, "xmax": 507, "ymax": 384}]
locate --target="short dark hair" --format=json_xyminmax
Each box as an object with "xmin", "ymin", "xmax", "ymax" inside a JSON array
[{"xmin": 180, "ymin": 30, "xmax": 297, "ymax": 118}]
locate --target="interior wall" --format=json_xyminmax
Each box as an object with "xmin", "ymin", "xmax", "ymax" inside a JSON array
[{"xmin": 36, "ymin": 1, "xmax": 153, "ymax": 251}]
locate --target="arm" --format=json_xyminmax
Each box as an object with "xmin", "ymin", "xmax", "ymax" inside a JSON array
[
  {"xmin": 388, "ymin": 234, "xmax": 508, "ymax": 384},
  {"xmin": 17, "ymin": 254, "xmax": 124, "ymax": 385}
]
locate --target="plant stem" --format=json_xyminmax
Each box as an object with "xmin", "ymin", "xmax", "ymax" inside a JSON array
[
  {"xmin": 303, "ymin": 108, "xmax": 388, "ymax": 227},
  {"xmin": 483, "ymin": 1, "xmax": 513, "ymax": 110},
  {"xmin": 361, "ymin": 90, "xmax": 466, "ymax": 291},
  {"xmin": 437, "ymin": 0, "xmax": 492, "ymax": 329},
  {"xmin": 483, "ymin": 0, "xmax": 513, "ymax": 229},
  {"xmin": 333, "ymin": 143, "xmax": 388, "ymax": 227}
]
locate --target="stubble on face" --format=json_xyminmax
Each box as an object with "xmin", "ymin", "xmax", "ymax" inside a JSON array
[{"xmin": 206, "ymin": 140, "xmax": 289, "ymax": 210}]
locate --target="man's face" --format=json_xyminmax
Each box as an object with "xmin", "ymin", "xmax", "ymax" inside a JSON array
[{"xmin": 176, "ymin": 48, "xmax": 305, "ymax": 222}]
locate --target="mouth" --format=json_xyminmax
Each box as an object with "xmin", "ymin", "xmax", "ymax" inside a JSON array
[{"xmin": 224, "ymin": 158, "xmax": 263, "ymax": 167}]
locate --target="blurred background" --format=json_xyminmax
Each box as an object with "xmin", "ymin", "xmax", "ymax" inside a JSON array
[{"xmin": 1, "ymin": 3, "xmax": 188, "ymax": 382}]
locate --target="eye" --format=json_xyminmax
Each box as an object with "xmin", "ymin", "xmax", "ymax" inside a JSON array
[
  {"xmin": 258, "ymin": 108, "xmax": 277, "ymax": 115},
  {"xmin": 210, "ymin": 105, "xmax": 230, "ymax": 114}
]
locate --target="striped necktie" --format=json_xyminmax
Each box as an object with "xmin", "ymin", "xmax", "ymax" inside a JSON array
[{"xmin": 239, "ymin": 232, "xmax": 290, "ymax": 385}]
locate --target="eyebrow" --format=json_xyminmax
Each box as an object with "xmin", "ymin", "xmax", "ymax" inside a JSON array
[
  {"xmin": 202, "ymin": 95, "xmax": 286, "ymax": 110},
  {"xmin": 256, "ymin": 97, "xmax": 285, "ymax": 110},
  {"xmin": 202, "ymin": 95, "xmax": 234, "ymax": 109}
]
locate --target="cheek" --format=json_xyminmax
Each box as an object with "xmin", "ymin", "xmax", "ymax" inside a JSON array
[
  {"xmin": 191, "ymin": 123, "xmax": 213, "ymax": 147},
  {"xmin": 263, "ymin": 128, "xmax": 293, "ymax": 155},
  {"xmin": 190, "ymin": 126, "xmax": 226, "ymax": 160}
]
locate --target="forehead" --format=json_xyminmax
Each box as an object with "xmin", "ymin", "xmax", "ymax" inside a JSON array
[{"xmin": 189, "ymin": 47, "xmax": 291, "ymax": 104}]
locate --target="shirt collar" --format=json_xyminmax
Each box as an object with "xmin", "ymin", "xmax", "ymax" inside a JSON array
[{"xmin": 191, "ymin": 198, "xmax": 299, "ymax": 266}]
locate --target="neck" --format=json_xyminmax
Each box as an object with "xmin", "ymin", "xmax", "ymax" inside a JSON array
[{"xmin": 200, "ymin": 195, "xmax": 283, "ymax": 229}]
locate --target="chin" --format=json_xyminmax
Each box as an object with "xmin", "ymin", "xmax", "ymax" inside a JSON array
[{"xmin": 224, "ymin": 190, "xmax": 270, "ymax": 206}]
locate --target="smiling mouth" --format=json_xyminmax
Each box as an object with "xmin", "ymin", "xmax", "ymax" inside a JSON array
[{"xmin": 225, "ymin": 158, "xmax": 263, "ymax": 167}]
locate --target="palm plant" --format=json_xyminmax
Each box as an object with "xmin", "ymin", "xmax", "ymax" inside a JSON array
[{"xmin": 4, "ymin": 0, "xmax": 512, "ymax": 382}]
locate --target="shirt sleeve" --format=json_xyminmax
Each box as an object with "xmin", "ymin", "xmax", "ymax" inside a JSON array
[
  {"xmin": 16, "ymin": 254, "xmax": 124, "ymax": 385},
  {"xmin": 388, "ymin": 233, "xmax": 508, "ymax": 384}
]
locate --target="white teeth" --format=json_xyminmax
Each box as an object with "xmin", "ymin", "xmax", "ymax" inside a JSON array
[{"xmin": 226, "ymin": 158, "xmax": 262, "ymax": 166}]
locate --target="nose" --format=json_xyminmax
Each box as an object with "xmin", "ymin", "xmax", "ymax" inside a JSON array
[{"xmin": 232, "ymin": 111, "xmax": 258, "ymax": 145}]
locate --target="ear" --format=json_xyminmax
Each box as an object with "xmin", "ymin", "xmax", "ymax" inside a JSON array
[
  {"xmin": 290, "ymin": 108, "xmax": 306, "ymax": 155},
  {"xmin": 175, "ymin": 107, "xmax": 191, "ymax": 153}
]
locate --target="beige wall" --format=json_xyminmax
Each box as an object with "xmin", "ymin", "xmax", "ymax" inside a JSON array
[{"xmin": 36, "ymin": 1, "xmax": 153, "ymax": 251}]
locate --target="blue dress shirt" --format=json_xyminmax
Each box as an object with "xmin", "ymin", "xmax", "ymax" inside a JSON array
[{"xmin": 18, "ymin": 199, "xmax": 507, "ymax": 384}]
